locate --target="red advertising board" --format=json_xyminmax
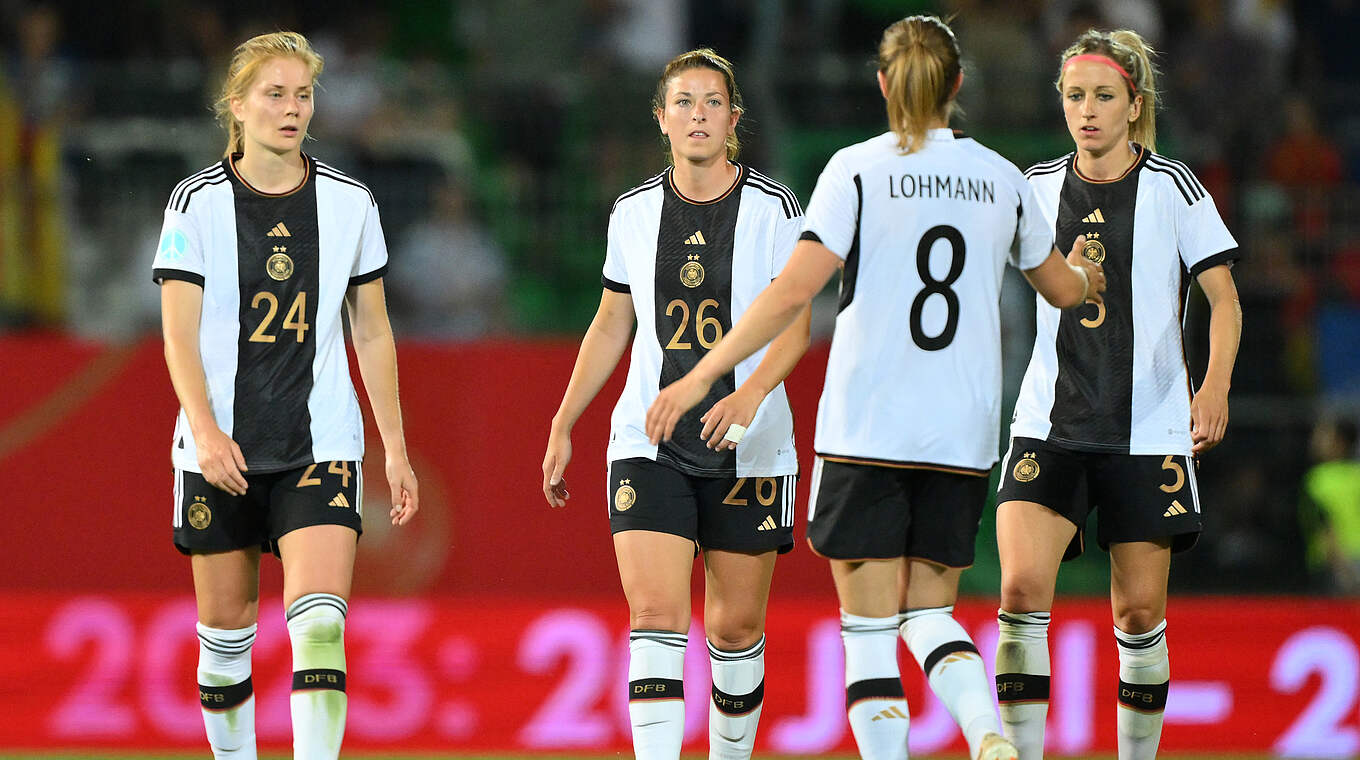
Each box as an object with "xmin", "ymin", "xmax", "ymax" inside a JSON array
[{"xmin": 1, "ymin": 594, "xmax": 1357, "ymax": 755}]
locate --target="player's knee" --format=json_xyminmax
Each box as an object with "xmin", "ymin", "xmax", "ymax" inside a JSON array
[
  {"xmin": 629, "ymin": 606, "xmax": 688, "ymax": 634},
  {"xmin": 198, "ymin": 602, "xmax": 259, "ymax": 631},
  {"xmin": 1112, "ymin": 604, "xmax": 1162, "ymax": 635},
  {"xmin": 999, "ymin": 573, "xmax": 1050, "ymax": 612},
  {"xmin": 706, "ymin": 621, "xmax": 763, "ymax": 652}
]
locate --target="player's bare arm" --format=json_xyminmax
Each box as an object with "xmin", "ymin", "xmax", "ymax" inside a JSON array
[
  {"xmin": 161, "ymin": 279, "xmax": 249, "ymax": 496},
  {"xmin": 1191, "ymin": 264, "xmax": 1241, "ymax": 454},
  {"xmin": 699, "ymin": 304, "xmax": 811, "ymax": 450},
  {"xmin": 542, "ymin": 289, "xmax": 636, "ymax": 507},
  {"xmin": 646, "ymin": 239, "xmax": 840, "ymax": 444},
  {"xmin": 346, "ymin": 278, "xmax": 419, "ymax": 525},
  {"xmin": 1022, "ymin": 235, "xmax": 1107, "ymax": 309}
]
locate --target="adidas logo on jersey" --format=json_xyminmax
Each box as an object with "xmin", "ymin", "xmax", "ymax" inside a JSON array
[
  {"xmin": 870, "ymin": 706, "xmax": 909, "ymax": 721},
  {"xmin": 1163, "ymin": 500, "xmax": 1187, "ymax": 517},
  {"xmin": 266, "ymin": 222, "xmax": 292, "ymax": 237},
  {"xmin": 329, "ymin": 493, "xmax": 351, "ymax": 509},
  {"xmin": 756, "ymin": 515, "xmax": 777, "ymax": 531},
  {"xmin": 1081, "ymin": 208, "xmax": 1106, "ymax": 224},
  {"xmin": 684, "ymin": 230, "xmax": 707, "ymax": 246}
]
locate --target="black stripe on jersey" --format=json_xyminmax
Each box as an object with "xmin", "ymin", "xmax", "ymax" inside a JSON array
[
  {"xmin": 1146, "ymin": 155, "xmax": 1206, "ymax": 201},
  {"xmin": 177, "ymin": 173, "xmax": 231, "ymax": 213},
  {"xmin": 1188, "ymin": 248, "xmax": 1240, "ymax": 279},
  {"xmin": 602, "ymin": 275, "xmax": 630, "ymax": 293},
  {"xmin": 816, "ymin": 452, "xmax": 990, "ymax": 477},
  {"xmin": 231, "ymin": 159, "xmax": 321, "ymax": 471},
  {"xmin": 349, "ymin": 264, "xmax": 388, "ymax": 287},
  {"xmin": 653, "ymin": 167, "xmax": 741, "ymax": 477},
  {"xmin": 169, "ymin": 163, "xmax": 227, "ymax": 211},
  {"xmin": 837, "ymin": 174, "xmax": 864, "ymax": 313},
  {"xmin": 153, "ymin": 268, "xmax": 204, "ymax": 287},
  {"xmin": 746, "ymin": 169, "xmax": 803, "ymax": 218},
  {"xmin": 1048, "ymin": 154, "xmax": 1146, "ymax": 451},
  {"xmin": 316, "ymin": 163, "xmax": 377, "ymax": 206},
  {"xmin": 612, "ymin": 172, "xmax": 666, "ymax": 212},
  {"xmin": 1025, "ymin": 154, "xmax": 1070, "ymax": 179},
  {"xmin": 1144, "ymin": 161, "xmax": 1202, "ymax": 205}
]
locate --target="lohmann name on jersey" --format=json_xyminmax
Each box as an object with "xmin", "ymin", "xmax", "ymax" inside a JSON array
[{"xmin": 887, "ymin": 173, "xmax": 996, "ymax": 203}]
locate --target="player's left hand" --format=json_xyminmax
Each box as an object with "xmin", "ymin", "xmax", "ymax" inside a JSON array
[
  {"xmin": 699, "ymin": 386, "xmax": 761, "ymax": 450},
  {"xmin": 1190, "ymin": 382, "xmax": 1229, "ymax": 455},
  {"xmin": 386, "ymin": 454, "xmax": 419, "ymax": 526},
  {"xmin": 646, "ymin": 373, "xmax": 714, "ymax": 444}
]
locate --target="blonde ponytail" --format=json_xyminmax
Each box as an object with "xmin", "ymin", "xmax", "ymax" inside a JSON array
[
  {"xmin": 878, "ymin": 16, "xmax": 961, "ymax": 155},
  {"xmin": 214, "ymin": 31, "xmax": 324, "ymax": 158},
  {"xmin": 1058, "ymin": 29, "xmax": 1159, "ymax": 151}
]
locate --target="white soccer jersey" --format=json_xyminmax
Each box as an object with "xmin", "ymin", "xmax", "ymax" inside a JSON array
[
  {"xmin": 1012, "ymin": 146, "xmax": 1239, "ymax": 455},
  {"xmin": 152, "ymin": 155, "xmax": 389, "ymax": 473},
  {"xmin": 803, "ymin": 129, "xmax": 1055, "ymax": 473},
  {"xmin": 603, "ymin": 163, "xmax": 801, "ymax": 478}
]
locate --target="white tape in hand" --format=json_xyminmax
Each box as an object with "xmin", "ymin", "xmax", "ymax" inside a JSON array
[{"xmin": 722, "ymin": 423, "xmax": 747, "ymax": 445}]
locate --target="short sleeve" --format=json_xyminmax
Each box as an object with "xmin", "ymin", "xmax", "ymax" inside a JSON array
[
  {"xmin": 152, "ymin": 208, "xmax": 205, "ymax": 286},
  {"xmin": 770, "ymin": 206, "xmax": 803, "ymax": 278},
  {"xmin": 1178, "ymin": 192, "xmax": 1239, "ymax": 278},
  {"xmin": 601, "ymin": 207, "xmax": 630, "ymax": 293},
  {"xmin": 349, "ymin": 201, "xmax": 389, "ymax": 287},
  {"xmin": 801, "ymin": 153, "xmax": 857, "ymax": 260},
  {"xmin": 1013, "ymin": 177, "xmax": 1055, "ymax": 271}
]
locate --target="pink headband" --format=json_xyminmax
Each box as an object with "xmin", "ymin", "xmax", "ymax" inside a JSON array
[{"xmin": 1063, "ymin": 53, "xmax": 1136, "ymax": 93}]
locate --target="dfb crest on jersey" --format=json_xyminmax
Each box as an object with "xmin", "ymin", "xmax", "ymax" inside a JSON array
[
  {"xmin": 1013, "ymin": 453, "xmax": 1040, "ymax": 483},
  {"xmin": 1081, "ymin": 232, "xmax": 1106, "ymax": 264},
  {"xmin": 614, "ymin": 479, "xmax": 637, "ymax": 511},
  {"xmin": 158, "ymin": 228, "xmax": 188, "ymax": 263},
  {"xmin": 681, "ymin": 253, "xmax": 705, "ymax": 288},
  {"xmin": 188, "ymin": 496, "xmax": 212, "ymax": 530},
  {"xmin": 267, "ymin": 249, "xmax": 295, "ymax": 281}
]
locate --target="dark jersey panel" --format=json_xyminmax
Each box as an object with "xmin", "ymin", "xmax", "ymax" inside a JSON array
[
  {"xmin": 1048, "ymin": 152, "xmax": 1148, "ymax": 452},
  {"xmin": 653, "ymin": 166, "xmax": 743, "ymax": 477},
  {"xmin": 232, "ymin": 157, "xmax": 321, "ymax": 471}
]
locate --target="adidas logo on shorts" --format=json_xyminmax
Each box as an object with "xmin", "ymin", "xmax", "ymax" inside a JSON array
[
  {"xmin": 756, "ymin": 515, "xmax": 777, "ymax": 531},
  {"xmin": 329, "ymin": 493, "xmax": 351, "ymax": 509},
  {"xmin": 1163, "ymin": 500, "xmax": 1187, "ymax": 517}
]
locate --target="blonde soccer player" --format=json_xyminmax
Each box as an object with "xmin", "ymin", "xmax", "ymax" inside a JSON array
[{"xmin": 154, "ymin": 31, "xmax": 417, "ymax": 760}]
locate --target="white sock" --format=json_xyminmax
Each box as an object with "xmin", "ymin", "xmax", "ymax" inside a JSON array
[
  {"xmin": 902, "ymin": 606, "xmax": 997, "ymax": 758},
  {"xmin": 842, "ymin": 610, "xmax": 909, "ymax": 760},
  {"xmin": 708, "ymin": 636, "xmax": 765, "ymax": 760},
  {"xmin": 995, "ymin": 610, "xmax": 1050, "ymax": 760},
  {"xmin": 1115, "ymin": 621, "xmax": 1170, "ymax": 760},
  {"xmin": 629, "ymin": 629, "xmax": 687, "ymax": 760},
  {"xmin": 287, "ymin": 593, "xmax": 348, "ymax": 760},
  {"xmin": 196, "ymin": 622, "xmax": 257, "ymax": 760}
]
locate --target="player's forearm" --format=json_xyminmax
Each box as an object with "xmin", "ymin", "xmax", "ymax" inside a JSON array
[
  {"xmin": 735, "ymin": 304, "xmax": 811, "ymax": 399},
  {"xmin": 163, "ymin": 332, "xmax": 219, "ymax": 438},
  {"xmin": 552, "ymin": 320, "xmax": 632, "ymax": 434},
  {"xmin": 692, "ymin": 278, "xmax": 806, "ymax": 387},
  {"xmin": 352, "ymin": 330, "xmax": 409, "ymax": 460},
  {"xmin": 1200, "ymin": 293, "xmax": 1242, "ymax": 393}
]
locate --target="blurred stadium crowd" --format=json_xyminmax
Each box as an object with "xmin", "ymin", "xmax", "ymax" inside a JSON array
[{"xmin": 0, "ymin": 0, "xmax": 1356, "ymax": 594}]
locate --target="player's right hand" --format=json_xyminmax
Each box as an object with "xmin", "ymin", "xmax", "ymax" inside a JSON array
[
  {"xmin": 542, "ymin": 432, "xmax": 572, "ymax": 508},
  {"xmin": 1065, "ymin": 235, "xmax": 1107, "ymax": 306},
  {"xmin": 196, "ymin": 428, "xmax": 248, "ymax": 496}
]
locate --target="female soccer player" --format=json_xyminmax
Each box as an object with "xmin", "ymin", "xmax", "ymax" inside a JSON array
[
  {"xmin": 992, "ymin": 30, "xmax": 1242, "ymax": 760},
  {"xmin": 541, "ymin": 48, "xmax": 810, "ymax": 760},
  {"xmin": 646, "ymin": 17, "xmax": 1103, "ymax": 760},
  {"xmin": 153, "ymin": 31, "xmax": 418, "ymax": 760}
]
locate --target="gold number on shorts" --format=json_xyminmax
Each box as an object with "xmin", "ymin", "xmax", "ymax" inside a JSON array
[
  {"xmin": 328, "ymin": 460, "xmax": 352, "ymax": 488},
  {"xmin": 723, "ymin": 478, "xmax": 748, "ymax": 506},
  {"xmin": 1158, "ymin": 455, "xmax": 1185, "ymax": 493},
  {"xmin": 664, "ymin": 298, "xmax": 724, "ymax": 350},
  {"xmin": 249, "ymin": 291, "xmax": 310, "ymax": 343},
  {"xmin": 755, "ymin": 477, "xmax": 777, "ymax": 506},
  {"xmin": 1080, "ymin": 299, "xmax": 1106, "ymax": 329},
  {"xmin": 296, "ymin": 464, "xmax": 322, "ymax": 488}
]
